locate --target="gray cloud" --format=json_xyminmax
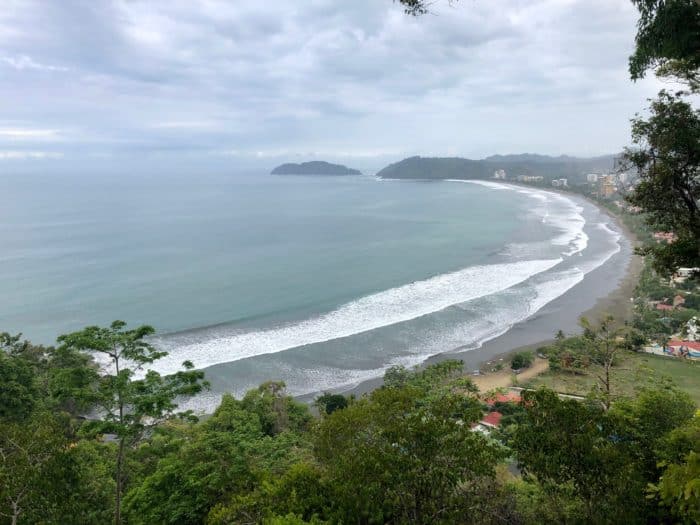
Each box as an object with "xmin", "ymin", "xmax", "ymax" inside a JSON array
[{"xmin": 0, "ymin": 0, "xmax": 667, "ymax": 171}]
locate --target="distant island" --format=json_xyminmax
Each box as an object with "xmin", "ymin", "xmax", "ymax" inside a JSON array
[
  {"xmin": 376, "ymin": 154, "xmax": 618, "ymax": 184},
  {"xmin": 271, "ymin": 161, "xmax": 362, "ymax": 175}
]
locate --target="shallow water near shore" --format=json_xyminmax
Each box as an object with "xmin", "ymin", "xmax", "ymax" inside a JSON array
[{"xmin": 0, "ymin": 173, "xmax": 625, "ymax": 411}]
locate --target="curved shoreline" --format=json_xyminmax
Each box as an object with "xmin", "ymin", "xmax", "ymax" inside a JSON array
[{"xmin": 319, "ymin": 189, "xmax": 641, "ymax": 401}]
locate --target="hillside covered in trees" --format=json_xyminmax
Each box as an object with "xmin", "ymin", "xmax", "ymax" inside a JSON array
[
  {"xmin": 375, "ymin": 154, "xmax": 617, "ymax": 182},
  {"xmin": 1, "ymin": 324, "xmax": 698, "ymax": 524}
]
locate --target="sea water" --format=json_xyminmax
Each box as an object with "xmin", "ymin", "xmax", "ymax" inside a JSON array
[{"xmin": 0, "ymin": 171, "xmax": 621, "ymax": 410}]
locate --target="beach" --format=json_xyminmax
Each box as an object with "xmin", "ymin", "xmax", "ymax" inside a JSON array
[{"xmin": 332, "ymin": 192, "xmax": 642, "ymax": 400}]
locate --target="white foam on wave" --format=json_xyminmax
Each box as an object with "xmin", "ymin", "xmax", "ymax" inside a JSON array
[
  {"xmin": 454, "ymin": 180, "xmax": 589, "ymax": 257},
  {"xmin": 177, "ymin": 354, "xmax": 429, "ymax": 413},
  {"xmin": 150, "ymin": 258, "xmax": 561, "ymax": 376}
]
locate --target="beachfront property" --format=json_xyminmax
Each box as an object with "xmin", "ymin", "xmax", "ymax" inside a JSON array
[
  {"xmin": 653, "ymin": 231, "xmax": 677, "ymax": 243},
  {"xmin": 586, "ymin": 173, "xmax": 599, "ymax": 183},
  {"xmin": 671, "ymin": 267, "xmax": 699, "ymax": 285},
  {"xmin": 641, "ymin": 341, "xmax": 700, "ymax": 360},
  {"xmin": 656, "ymin": 303, "xmax": 675, "ymax": 312},
  {"xmin": 665, "ymin": 340, "xmax": 700, "ymax": 359},
  {"xmin": 515, "ymin": 175, "xmax": 543, "ymax": 183},
  {"xmin": 551, "ymin": 178, "xmax": 568, "ymax": 187},
  {"xmin": 493, "ymin": 169, "xmax": 506, "ymax": 179},
  {"xmin": 473, "ymin": 391, "xmax": 523, "ymax": 433}
]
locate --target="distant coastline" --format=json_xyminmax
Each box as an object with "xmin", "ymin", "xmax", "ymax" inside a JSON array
[
  {"xmin": 271, "ymin": 161, "xmax": 361, "ymax": 175},
  {"xmin": 375, "ymin": 154, "xmax": 618, "ymax": 183}
]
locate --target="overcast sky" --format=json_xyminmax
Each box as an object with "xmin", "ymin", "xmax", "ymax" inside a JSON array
[{"xmin": 0, "ymin": 0, "xmax": 669, "ymax": 173}]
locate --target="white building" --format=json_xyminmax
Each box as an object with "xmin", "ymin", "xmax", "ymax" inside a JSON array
[
  {"xmin": 493, "ymin": 169, "xmax": 506, "ymax": 179},
  {"xmin": 586, "ymin": 173, "xmax": 599, "ymax": 183}
]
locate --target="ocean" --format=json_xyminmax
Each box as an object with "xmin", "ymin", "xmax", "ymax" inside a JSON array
[{"xmin": 0, "ymin": 172, "xmax": 623, "ymax": 410}]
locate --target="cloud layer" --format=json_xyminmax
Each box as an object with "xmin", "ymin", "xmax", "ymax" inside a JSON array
[{"xmin": 0, "ymin": 0, "xmax": 665, "ymax": 172}]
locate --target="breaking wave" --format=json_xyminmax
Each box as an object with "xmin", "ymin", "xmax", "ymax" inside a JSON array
[{"xmin": 151, "ymin": 258, "xmax": 561, "ymax": 375}]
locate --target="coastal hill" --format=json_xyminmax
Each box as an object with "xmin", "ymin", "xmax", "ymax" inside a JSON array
[
  {"xmin": 376, "ymin": 154, "xmax": 618, "ymax": 183},
  {"xmin": 271, "ymin": 161, "xmax": 362, "ymax": 175}
]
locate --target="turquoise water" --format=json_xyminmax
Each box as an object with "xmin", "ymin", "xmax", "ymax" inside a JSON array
[{"xmin": 0, "ymin": 172, "xmax": 621, "ymax": 410}]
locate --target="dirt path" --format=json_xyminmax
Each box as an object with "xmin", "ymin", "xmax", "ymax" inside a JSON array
[{"xmin": 471, "ymin": 358, "xmax": 549, "ymax": 392}]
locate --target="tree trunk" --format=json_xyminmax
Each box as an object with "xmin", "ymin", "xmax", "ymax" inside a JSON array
[
  {"xmin": 604, "ymin": 361, "xmax": 611, "ymax": 411},
  {"xmin": 115, "ymin": 437, "xmax": 124, "ymax": 525},
  {"xmin": 11, "ymin": 501, "xmax": 19, "ymax": 525}
]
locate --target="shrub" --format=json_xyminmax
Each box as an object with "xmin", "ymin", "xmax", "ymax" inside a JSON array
[{"xmin": 510, "ymin": 351, "xmax": 534, "ymax": 371}]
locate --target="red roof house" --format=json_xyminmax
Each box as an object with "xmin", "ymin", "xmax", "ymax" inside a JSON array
[
  {"xmin": 656, "ymin": 303, "xmax": 674, "ymax": 312},
  {"xmin": 484, "ymin": 391, "xmax": 522, "ymax": 406},
  {"xmin": 480, "ymin": 411, "xmax": 503, "ymax": 428}
]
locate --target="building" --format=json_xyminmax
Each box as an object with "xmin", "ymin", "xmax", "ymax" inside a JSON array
[
  {"xmin": 493, "ymin": 169, "xmax": 506, "ymax": 179},
  {"xmin": 484, "ymin": 392, "xmax": 522, "ymax": 406},
  {"xmin": 479, "ymin": 411, "xmax": 503, "ymax": 429},
  {"xmin": 516, "ymin": 175, "xmax": 543, "ymax": 183},
  {"xmin": 672, "ymin": 267, "xmax": 699, "ymax": 285},
  {"xmin": 586, "ymin": 173, "xmax": 599, "ymax": 183},
  {"xmin": 600, "ymin": 179, "xmax": 617, "ymax": 197},
  {"xmin": 673, "ymin": 294, "xmax": 686, "ymax": 308},
  {"xmin": 654, "ymin": 232, "xmax": 677, "ymax": 243},
  {"xmin": 551, "ymin": 178, "xmax": 568, "ymax": 187},
  {"xmin": 665, "ymin": 340, "xmax": 700, "ymax": 359},
  {"xmin": 676, "ymin": 268, "xmax": 698, "ymax": 278}
]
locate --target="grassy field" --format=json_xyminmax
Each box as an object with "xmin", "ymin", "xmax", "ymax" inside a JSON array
[{"xmin": 524, "ymin": 351, "xmax": 700, "ymax": 405}]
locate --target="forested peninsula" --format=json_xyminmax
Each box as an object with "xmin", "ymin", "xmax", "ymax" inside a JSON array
[
  {"xmin": 271, "ymin": 161, "xmax": 362, "ymax": 175},
  {"xmin": 376, "ymin": 154, "xmax": 617, "ymax": 181}
]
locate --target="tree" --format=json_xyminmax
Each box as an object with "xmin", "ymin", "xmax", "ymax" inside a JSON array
[
  {"xmin": 0, "ymin": 412, "xmax": 71, "ymax": 525},
  {"xmin": 0, "ymin": 345, "xmax": 37, "ymax": 422},
  {"xmin": 241, "ymin": 381, "xmax": 312, "ymax": 436},
  {"xmin": 629, "ymin": 0, "xmax": 700, "ymax": 90},
  {"xmin": 314, "ymin": 393, "xmax": 349, "ymax": 415},
  {"xmin": 314, "ymin": 381, "xmax": 502, "ymax": 523},
  {"xmin": 656, "ymin": 451, "xmax": 700, "ymax": 524},
  {"xmin": 395, "ymin": 0, "xmax": 456, "ymax": 16},
  {"xmin": 124, "ymin": 392, "xmax": 315, "ymax": 524},
  {"xmin": 649, "ymin": 409, "xmax": 700, "ymax": 522},
  {"xmin": 57, "ymin": 321, "xmax": 208, "ymax": 525},
  {"xmin": 623, "ymin": 91, "xmax": 700, "ymax": 273},
  {"xmin": 510, "ymin": 351, "xmax": 533, "ymax": 370},
  {"xmin": 511, "ymin": 389, "xmax": 647, "ymax": 524},
  {"xmin": 624, "ymin": 0, "xmax": 700, "ymax": 273},
  {"xmin": 580, "ymin": 316, "xmax": 626, "ymax": 411}
]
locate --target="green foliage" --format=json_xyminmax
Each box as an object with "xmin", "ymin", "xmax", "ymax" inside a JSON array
[
  {"xmin": 58, "ymin": 320, "xmax": 208, "ymax": 524},
  {"xmin": 383, "ymin": 359, "xmax": 466, "ymax": 391},
  {"xmin": 629, "ymin": 0, "xmax": 700, "ymax": 89},
  {"xmin": 624, "ymin": 91, "xmax": 700, "ymax": 273},
  {"xmin": 314, "ymin": 381, "xmax": 502, "ymax": 523},
  {"xmin": 0, "ymin": 411, "xmax": 70, "ymax": 524},
  {"xmin": 653, "ymin": 412, "xmax": 700, "ymax": 523},
  {"xmin": 314, "ymin": 392, "xmax": 348, "ymax": 415},
  {"xmin": 510, "ymin": 351, "xmax": 533, "ymax": 370},
  {"xmin": 241, "ymin": 381, "xmax": 312, "ymax": 436},
  {"xmin": 512, "ymin": 389, "xmax": 649, "ymax": 523},
  {"xmin": 123, "ymin": 395, "xmax": 262, "ymax": 524},
  {"xmin": 512, "ymin": 385, "xmax": 697, "ymax": 524},
  {"xmin": 683, "ymin": 293, "xmax": 700, "ymax": 310},
  {"xmin": 0, "ymin": 346, "xmax": 37, "ymax": 422},
  {"xmin": 123, "ymin": 390, "xmax": 314, "ymax": 525}
]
